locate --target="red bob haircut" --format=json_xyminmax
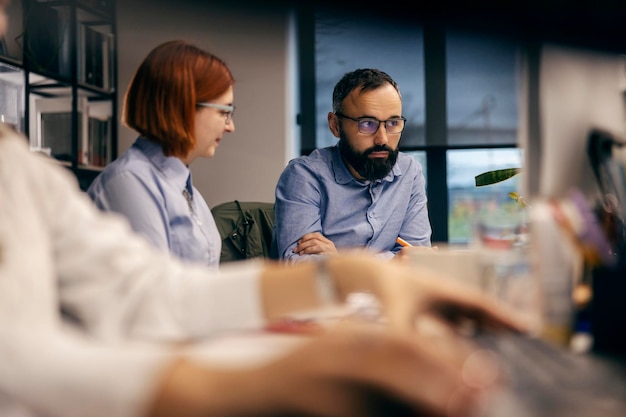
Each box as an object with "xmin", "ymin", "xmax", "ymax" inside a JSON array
[{"xmin": 123, "ymin": 40, "xmax": 234, "ymax": 158}]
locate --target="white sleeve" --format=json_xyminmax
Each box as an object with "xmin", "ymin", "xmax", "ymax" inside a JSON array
[
  {"xmin": 0, "ymin": 127, "xmax": 268, "ymax": 417},
  {"xmin": 0, "ymin": 130, "xmax": 173, "ymax": 417},
  {"xmin": 0, "ymin": 329, "xmax": 174, "ymax": 417}
]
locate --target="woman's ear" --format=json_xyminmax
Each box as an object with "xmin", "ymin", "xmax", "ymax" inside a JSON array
[{"xmin": 327, "ymin": 112, "xmax": 340, "ymax": 138}]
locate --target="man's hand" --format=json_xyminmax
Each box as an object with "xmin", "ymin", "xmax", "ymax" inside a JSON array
[
  {"xmin": 394, "ymin": 245, "xmax": 439, "ymax": 262},
  {"xmin": 294, "ymin": 232, "xmax": 338, "ymax": 256}
]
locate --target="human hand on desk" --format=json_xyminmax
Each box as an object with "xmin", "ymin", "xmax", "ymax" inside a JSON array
[
  {"xmin": 151, "ymin": 253, "xmax": 522, "ymax": 417},
  {"xmin": 243, "ymin": 324, "xmax": 494, "ymax": 417},
  {"xmin": 394, "ymin": 244, "xmax": 439, "ymax": 262},
  {"xmin": 151, "ymin": 323, "xmax": 495, "ymax": 417},
  {"xmin": 293, "ymin": 232, "xmax": 338, "ymax": 256},
  {"xmin": 319, "ymin": 253, "xmax": 529, "ymax": 334}
]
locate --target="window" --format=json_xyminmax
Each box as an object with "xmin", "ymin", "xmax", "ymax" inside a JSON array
[
  {"xmin": 448, "ymin": 148, "xmax": 523, "ymax": 243},
  {"xmin": 312, "ymin": 9, "xmax": 424, "ymax": 149},
  {"xmin": 446, "ymin": 30, "xmax": 519, "ymax": 147},
  {"xmin": 445, "ymin": 30, "xmax": 521, "ymax": 244},
  {"xmin": 300, "ymin": 6, "xmax": 522, "ymax": 243}
]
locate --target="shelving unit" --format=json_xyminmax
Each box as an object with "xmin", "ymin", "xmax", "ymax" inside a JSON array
[{"xmin": 0, "ymin": 0, "xmax": 117, "ymax": 190}]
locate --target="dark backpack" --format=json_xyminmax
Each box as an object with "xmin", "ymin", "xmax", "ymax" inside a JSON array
[{"xmin": 211, "ymin": 200, "xmax": 275, "ymax": 263}]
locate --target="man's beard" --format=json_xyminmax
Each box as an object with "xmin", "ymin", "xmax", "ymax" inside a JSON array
[{"xmin": 338, "ymin": 130, "xmax": 399, "ymax": 181}]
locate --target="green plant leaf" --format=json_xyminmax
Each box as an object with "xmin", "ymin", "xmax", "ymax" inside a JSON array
[{"xmin": 474, "ymin": 168, "xmax": 521, "ymax": 187}]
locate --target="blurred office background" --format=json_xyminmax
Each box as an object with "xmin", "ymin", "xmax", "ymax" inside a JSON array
[
  {"xmin": 122, "ymin": 0, "xmax": 626, "ymax": 244},
  {"xmin": 8, "ymin": 0, "xmax": 623, "ymax": 244}
]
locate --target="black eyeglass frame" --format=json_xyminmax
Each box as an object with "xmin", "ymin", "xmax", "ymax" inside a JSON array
[{"xmin": 335, "ymin": 112, "xmax": 407, "ymax": 135}]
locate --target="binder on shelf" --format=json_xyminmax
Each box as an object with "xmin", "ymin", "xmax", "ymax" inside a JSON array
[
  {"xmin": 80, "ymin": 24, "xmax": 110, "ymax": 89},
  {"xmin": 86, "ymin": 115, "xmax": 111, "ymax": 168}
]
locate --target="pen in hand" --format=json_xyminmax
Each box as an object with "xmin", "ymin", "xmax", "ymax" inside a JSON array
[{"xmin": 396, "ymin": 237, "xmax": 412, "ymax": 247}]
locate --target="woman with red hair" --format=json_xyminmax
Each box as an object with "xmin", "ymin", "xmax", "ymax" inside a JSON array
[{"xmin": 88, "ymin": 40, "xmax": 235, "ymax": 267}]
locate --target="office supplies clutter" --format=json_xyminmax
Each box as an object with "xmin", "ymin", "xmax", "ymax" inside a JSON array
[
  {"xmin": 587, "ymin": 128, "xmax": 626, "ymax": 265},
  {"xmin": 531, "ymin": 186, "xmax": 619, "ymax": 349},
  {"xmin": 549, "ymin": 187, "xmax": 615, "ymax": 268},
  {"xmin": 529, "ymin": 196, "xmax": 581, "ymax": 346},
  {"xmin": 586, "ymin": 129, "xmax": 626, "ymax": 356}
]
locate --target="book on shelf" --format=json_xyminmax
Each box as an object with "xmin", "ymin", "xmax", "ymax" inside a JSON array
[{"xmin": 86, "ymin": 116, "xmax": 111, "ymax": 168}]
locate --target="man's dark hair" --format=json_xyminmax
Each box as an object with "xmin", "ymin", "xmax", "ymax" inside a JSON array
[{"xmin": 332, "ymin": 68, "xmax": 401, "ymax": 114}]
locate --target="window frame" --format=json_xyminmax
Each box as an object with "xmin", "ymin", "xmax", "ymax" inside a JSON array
[{"xmin": 296, "ymin": 8, "xmax": 519, "ymax": 243}]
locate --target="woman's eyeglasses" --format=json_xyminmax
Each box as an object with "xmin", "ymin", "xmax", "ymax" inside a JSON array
[{"xmin": 197, "ymin": 102, "xmax": 236, "ymax": 124}]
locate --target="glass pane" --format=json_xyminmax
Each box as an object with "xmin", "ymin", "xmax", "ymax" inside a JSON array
[
  {"xmin": 77, "ymin": 7, "xmax": 115, "ymax": 91},
  {"xmin": 24, "ymin": 2, "xmax": 72, "ymax": 80},
  {"xmin": 405, "ymin": 150, "xmax": 427, "ymax": 188},
  {"xmin": 30, "ymin": 93, "xmax": 78, "ymax": 164},
  {"xmin": 2, "ymin": 0, "xmax": 24, "ymax": 62},
  {"xmin": 447, "ymin": 148, "xmax": 523, "ymax": 244},
  {"xmin": 40, "ymin": 111, "xmax": 74, "ymax": 163},
  {"xmin": 39, "ymin": 0, "xmax": 115, "ymax": 16},
  {"xmin": 28, "ymin": 75, "xmax": 113, "ymax": 167},
  {"xmin": 82, "ymin": 98, "xmax": 113, "ymax": 169},
  {"xmin": 446, "ymin": 30, "xmax": 520, "ymax": 146},
  {"xmin": 314, "ymin": 9, "xmax": 424, "ymax": 149},
  {"xmin": 0, "ymin": 62, "xmax": 25, "ymax": 132}
]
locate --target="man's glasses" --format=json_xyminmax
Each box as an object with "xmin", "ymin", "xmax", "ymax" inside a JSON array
[
  {"xmin": 335, "ymin": 113, "xmax": 406, "ymax": 135},
  {"xmin": 197, "ymin": 102, "xmax": 236, "ymax": 124}
]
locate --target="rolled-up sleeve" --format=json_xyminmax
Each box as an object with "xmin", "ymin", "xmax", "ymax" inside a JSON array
[{"xmin": 274, "ymin": 159, "xmax": 325, "ymax": 262}]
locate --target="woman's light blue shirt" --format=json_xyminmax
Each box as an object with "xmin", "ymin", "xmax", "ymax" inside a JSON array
[{"xmin": 87, "ymin": 138, "xmax": 221, "ymax": 267}]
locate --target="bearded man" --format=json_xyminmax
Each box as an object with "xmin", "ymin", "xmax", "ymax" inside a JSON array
[{"xmin": 273, "ymin": 68, "xmax": 433, "ymax": 261}]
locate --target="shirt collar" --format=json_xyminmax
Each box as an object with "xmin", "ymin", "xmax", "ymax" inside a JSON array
[
  {"xmin": 330, "ymin": 145, "xmax": 401, "ymax": 185},
  {"xmin": 134, "ymin": 137, "xmax": 191, "ymax": 193}
]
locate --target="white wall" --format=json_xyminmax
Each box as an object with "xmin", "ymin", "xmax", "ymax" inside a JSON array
[
  {"xmin": 519, "ymin": 43, "xmax": 626, "ymax": 200},
  {"xmin": 116, "ymin": 0, "xmax": 295, "ymax": 206}
]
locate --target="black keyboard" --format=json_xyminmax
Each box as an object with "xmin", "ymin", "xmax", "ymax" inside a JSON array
[{"xmin": 472, "ymin": 331, "xmax": 626, "ymax": 417}]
